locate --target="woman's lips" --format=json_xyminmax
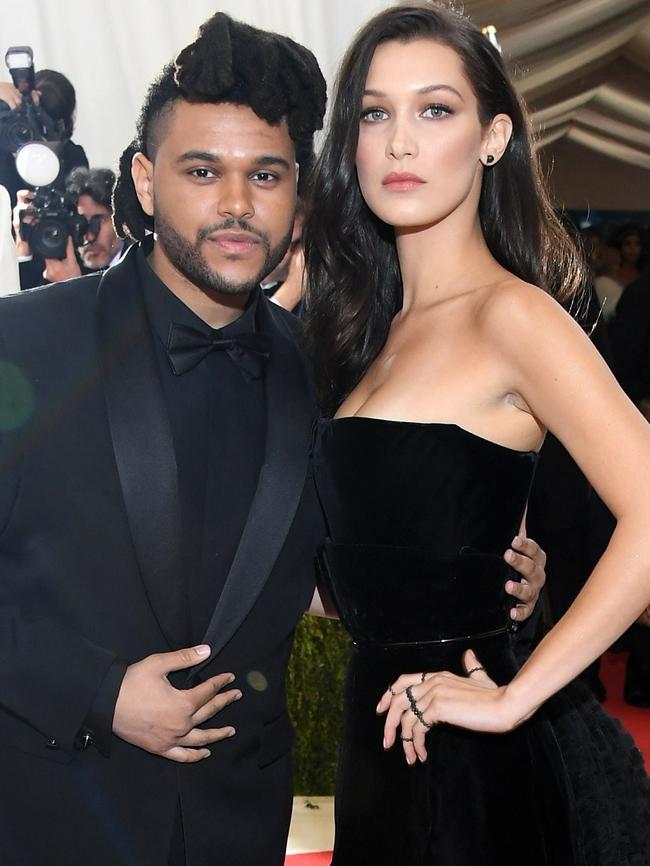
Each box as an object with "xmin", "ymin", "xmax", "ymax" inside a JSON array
[{"xmin": 382, "ymin": 172, "xmax": 425, "ymax": 191}]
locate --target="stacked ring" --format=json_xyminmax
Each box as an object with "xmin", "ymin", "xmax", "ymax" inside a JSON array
[{"xmin": 405, "ymin": 685, "xmax": 433, "ymax": 729}]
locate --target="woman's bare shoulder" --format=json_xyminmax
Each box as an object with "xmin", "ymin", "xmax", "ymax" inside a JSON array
[{"xmin": 477, "ymin": 275, "xmax": 583, "ymax": 349}]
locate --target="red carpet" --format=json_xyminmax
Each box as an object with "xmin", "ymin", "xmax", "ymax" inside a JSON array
[
  {"xmin": 601, "ymin": 651, "xmax": 650, "ymax": 767},
  {"xmin": 285, "ymin": 855, "xmax": 331, "ymax": 865},
  {"xmin": 285, "ymin": 652, "xmax": 649, "ymax": 866}
]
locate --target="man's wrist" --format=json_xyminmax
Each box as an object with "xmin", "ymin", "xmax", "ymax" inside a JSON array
[{"xmin": 76, "ymin": 660, "xmax": 128, "ymax": 757}]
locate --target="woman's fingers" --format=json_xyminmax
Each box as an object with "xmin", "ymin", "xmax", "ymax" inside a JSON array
[
  {"xmin": 462, "ymin": 649, "xmax": 498, "ymax": 688},
  {"xmin": 382, "ymin": 660, "xmax": 503, "ymax": 763}
]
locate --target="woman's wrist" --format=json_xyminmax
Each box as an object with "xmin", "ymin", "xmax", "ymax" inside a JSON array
[{"xmin": 501, "ymin": 678, "xmax": 541, "ymax": 729}]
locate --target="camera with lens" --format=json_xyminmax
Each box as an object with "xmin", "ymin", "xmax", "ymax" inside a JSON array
[
  {"xmin": 2, "ymin": 46, "xmax": 83, "ymax": 259},
  {"xmin": 0, "ymin": 46, "xmax": 64, "ymax": 156},
  {"xmin": 19, "ymin": 188, "xmax": 87, "ymax": 260}
]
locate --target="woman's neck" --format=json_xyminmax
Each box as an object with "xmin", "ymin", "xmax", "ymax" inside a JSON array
[{"xmin": 395, "ymin": 210, "xmax": 501, "ymax": 313}]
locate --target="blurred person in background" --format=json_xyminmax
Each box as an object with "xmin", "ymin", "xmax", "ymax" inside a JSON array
[
  {"xmin": 262, "ymin": 200, "xmax": 306, "ymax": 314},
  {"xmin": 581, "ymin": 227, "xmax": 623, "ymax": 322},
  {"xmin": 0, "ymin": 183, "xmax": 18, "ymax": 294},
  {"xmin": 593, "ymin": 243, "xmax": 623, "ymax": 322},
  {"xmin": 610, "ymin": 223, "xmax": 647, "ymax": 290}
]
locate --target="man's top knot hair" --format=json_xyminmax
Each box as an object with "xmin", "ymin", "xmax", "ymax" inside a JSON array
[
  {"xmin": 173, "ymin": 13, "xmax": 326, "ymax": 154},
  {"xmin": 114, "ymin": 12, "xmax": 327, "ymax": 241},
  {"xmin": 173, "ymin": 12, "xmax": 235, "ymax": 96}
]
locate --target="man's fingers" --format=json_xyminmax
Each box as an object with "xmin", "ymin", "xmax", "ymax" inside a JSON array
[
  {"xmin": 176, "ymin": 726, "xmax": 235, "ymax": 748},
  {"xmin": 163, "ymin": 746, "xmax": 212, "ymax": 764},
  {"xmin": 154, "ymin": 644, "xmax": 213, "ymax": 674},
  {"xmin": 186, "ymin": 672, "xmax": 237, "ymax": 709},
  {"xmin": 505, "ymin": 578, "xmax": 533, "ymax": 604},
  {"xmin": 192, "ymin": 687, "xmax": 242, "ymax": 725},
  {"xmin": 505, "ymin": 548, "xmax": 535, "ymax": 578},
  {"xmin": 511, "ymin": 535, "xmax": 546, "ymax": 567}
]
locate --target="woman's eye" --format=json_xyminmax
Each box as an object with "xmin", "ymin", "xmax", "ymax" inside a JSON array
[
  {"xmin": 361, "ymin": 107, "xmax": 388, "ymax": 123},
  {"xmin": 422, "ymin": 104, "xmax": 452, "ymax": 119}
]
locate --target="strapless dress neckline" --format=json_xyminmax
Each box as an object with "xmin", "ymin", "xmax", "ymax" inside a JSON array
[{"xmin": 321, "ymin": 414, "xmax": 539, "ymax": 457}]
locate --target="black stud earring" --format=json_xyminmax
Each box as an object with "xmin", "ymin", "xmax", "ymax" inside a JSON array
[{"xmin": 486, "ymin": 154, "xmax": 495, "ymax": 164}]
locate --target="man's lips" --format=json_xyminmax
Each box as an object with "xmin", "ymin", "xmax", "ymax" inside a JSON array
[
  {"xmin": 207, "ymin": 231, "xmax": 262, "ymax": 254},
  {"xmin": 382, "ymin": 172, "xmax": 425, "ymax": 191}
]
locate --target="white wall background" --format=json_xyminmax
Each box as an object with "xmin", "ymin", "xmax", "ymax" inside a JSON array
[
  {"xmin": 3, "ymin": 1, "xmax": 648, "ymax": 208},
  {"xmin": 1, "ymin": 1, "xmax": 392, "ymax": 170}
]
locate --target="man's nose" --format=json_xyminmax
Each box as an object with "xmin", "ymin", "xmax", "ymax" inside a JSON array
[{"xmin": 217, "ymin": 177, "xmax": 255, "ymax": 220}]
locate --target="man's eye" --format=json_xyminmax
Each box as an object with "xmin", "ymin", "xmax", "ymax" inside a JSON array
[
  {"xmin": 190, "ymin": 167, "xmax": 216, "ymax": 179},
  {"xmin": 361, "ymin": 107, "xmax": 388, "ymax": 123},
  {"xmin": 253, "ymin": 171, "xmax": 278, "ymax": 183}
]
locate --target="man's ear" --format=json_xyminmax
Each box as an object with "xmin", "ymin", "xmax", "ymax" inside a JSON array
[{"xmin": 131, "ymin": 152, "xmax": 154, "ymax": 217}]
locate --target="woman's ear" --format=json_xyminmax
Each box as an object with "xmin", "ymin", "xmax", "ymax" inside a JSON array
[
  {"xmin": 481, "ymin": 114, "xmax": 513, "ymax": 166},
  {"xmin": 131, "ymin": 152, "xmax": 155, "ymax": 217}
]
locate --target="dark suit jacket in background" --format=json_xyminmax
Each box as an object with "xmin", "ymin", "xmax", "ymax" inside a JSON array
[
  {"xmin": 610, "ymin": 267, "xmax": 650, "ymax": 404},
  {"xmin": 0, "ymin": 246, "xmax": 325, "ymax": 866}
]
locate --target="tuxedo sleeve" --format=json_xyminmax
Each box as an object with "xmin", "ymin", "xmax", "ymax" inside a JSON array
[
  {"xmin": 80, "ymin": 660, "xmax": 128, "ymax": 756},
  {"xmin": 511, "ymin": 596, "xmax": 544, "ymax": 665},
  {"xmin": 0, "ymin": 328, "xmax": 125, "ymax": 755}
]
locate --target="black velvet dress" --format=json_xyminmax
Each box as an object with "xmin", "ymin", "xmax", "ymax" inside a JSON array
[{"xmin": 313, "ymin": 417, "xmax": 650, "ymax": 866}]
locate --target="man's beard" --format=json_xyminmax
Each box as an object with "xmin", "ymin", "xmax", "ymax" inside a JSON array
[{"xmin": 154, "ymin": 212, "xmax": 294, "ymax": 296}]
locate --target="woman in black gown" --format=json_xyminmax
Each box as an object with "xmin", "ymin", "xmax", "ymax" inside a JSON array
[{"xmin": 304, "ymin": 4, "xmax": 650, "ymax": 864}]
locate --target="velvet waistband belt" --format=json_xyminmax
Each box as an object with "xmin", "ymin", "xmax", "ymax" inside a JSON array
[{"xmin": 316, "ymin": 539, "xmax": 517, "ymax": 648}]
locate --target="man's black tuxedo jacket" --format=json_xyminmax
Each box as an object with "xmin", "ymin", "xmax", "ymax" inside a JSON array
[{"xmin": 0, "ymin": 246, "xmax": 325, "ymax": 866}]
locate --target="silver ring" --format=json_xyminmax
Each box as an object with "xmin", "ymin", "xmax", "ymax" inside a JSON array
[
  {"xmin": 400, "ymin": 736, "xmax": 414, "ymax": 742},
  {"xmin": 420, "ymin": 672, "xmax": 427, "ymax": 682},
  {"xmin": 466, "ymin": 666, "xmax": 486, "ymax": 676},
  {"xmin": 388, "ymin": 684, "xmax": 396, "ymax": 696}
]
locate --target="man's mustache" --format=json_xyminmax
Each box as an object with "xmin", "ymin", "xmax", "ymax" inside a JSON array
[{"xmin": 197, "ymin": 219, "xmax": 270, "ymax": 251}]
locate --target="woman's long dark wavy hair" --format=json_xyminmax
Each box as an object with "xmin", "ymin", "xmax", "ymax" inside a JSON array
[{"xmin": 303, "ymin": 1, "xmax": 586, "ymax": 416}]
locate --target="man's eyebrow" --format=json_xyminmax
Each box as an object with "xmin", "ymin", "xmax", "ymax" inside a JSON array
[
  {"xmin": 176, "ymin": 150, "xmax": 292, "ymax": 170},
  {"xmin": 363, "ymin": 84, "xmax": 464, "ymax": 102}
]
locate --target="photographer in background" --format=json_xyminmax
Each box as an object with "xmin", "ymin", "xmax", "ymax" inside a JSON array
[
  {"xmin": 15, "ymin": 167, "xmax": 127, "ymax": 288},
  {"xmin": 0, "ymin": 68, "xmax": 87, "ymax": 207}
]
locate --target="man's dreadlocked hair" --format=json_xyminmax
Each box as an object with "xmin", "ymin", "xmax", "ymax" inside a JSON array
[{"xmin": 113, "ymin": 12, "xmax": 327, "ymax": 241}]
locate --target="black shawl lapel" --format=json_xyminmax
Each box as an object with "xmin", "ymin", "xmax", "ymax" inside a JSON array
[
  {"xmin": 95, "ymin": 248, "xmax": 186, "ymax": 650},
  {"xmin": 195, "ymin": 299, "xmax": 314, "ymax": 665}
]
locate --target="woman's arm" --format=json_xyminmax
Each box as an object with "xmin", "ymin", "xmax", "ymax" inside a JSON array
[
  {"xmin": 499, "ymin": 286, "xmax": 650, "ymax": 716},
  {"xmin": 380, "ymin": 283, "xmax": 650, "ymax": 760}
]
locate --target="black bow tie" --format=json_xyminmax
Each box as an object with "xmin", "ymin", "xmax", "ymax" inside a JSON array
[{"xmin": 166, "ymin": 323, "xmax": 271, "ymax": 380}]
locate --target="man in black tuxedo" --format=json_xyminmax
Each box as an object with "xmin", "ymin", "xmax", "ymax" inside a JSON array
[
  {"xmin": 0, "ymin": 13, "xmax": 547, "ymax": 866},
  {"xmin": 0, "ymin": 15, "xmax": 328, "ymax": 866}
]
